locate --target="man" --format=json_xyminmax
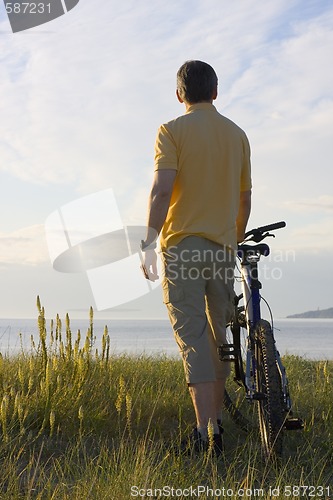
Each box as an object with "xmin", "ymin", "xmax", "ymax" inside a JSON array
[{"xmin": 141, "ymin": 60, "xmax": 252, "ymax": 454}]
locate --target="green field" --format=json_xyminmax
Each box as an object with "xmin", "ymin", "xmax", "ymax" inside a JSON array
[{"xmin": 0, "ymin": 301, "xmax": 332, "ymax": 499}]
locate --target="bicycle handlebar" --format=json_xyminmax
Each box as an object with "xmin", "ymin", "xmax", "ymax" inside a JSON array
[{"xmin": 244, "ymin": 221, "xmax": 286, "ymax": 242}]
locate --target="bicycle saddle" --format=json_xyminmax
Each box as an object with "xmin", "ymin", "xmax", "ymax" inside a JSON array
[{"xmin": 238, "ymin": 243, "xmax": 270, "ymax": 258}]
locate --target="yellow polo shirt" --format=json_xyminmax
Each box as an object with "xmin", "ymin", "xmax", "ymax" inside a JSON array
[{"xmin": 154, "ymin": 103, "xmax": 252, "ymax": 250}]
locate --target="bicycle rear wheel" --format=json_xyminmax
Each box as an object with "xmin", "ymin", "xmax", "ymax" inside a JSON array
[{"xmin": 255, "ymin": 320, "xmax": 284, "ymax": 457}]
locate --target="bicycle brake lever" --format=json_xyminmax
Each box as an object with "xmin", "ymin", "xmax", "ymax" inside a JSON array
[
  {"xmin": 255, "ymin": 231, "xmax": 275, "ymax": 242},
  {"xmin": 242, "ymin": 231, "xmax": 275, "ymax": 244}
]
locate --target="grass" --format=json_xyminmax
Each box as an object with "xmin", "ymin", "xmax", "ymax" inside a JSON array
[{"xmin": 0, "ymin": 298, "xmax": 332, "ymax": 499}]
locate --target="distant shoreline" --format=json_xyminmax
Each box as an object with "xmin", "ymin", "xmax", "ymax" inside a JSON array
[{"xmin": 287, "ymin": 307, "xmax": 333, "ymax": 319}]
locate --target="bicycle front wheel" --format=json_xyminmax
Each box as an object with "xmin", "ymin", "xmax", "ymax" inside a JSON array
[{"xmin": 255, "ymin": 320, "xmax": 284, "ymax": 457}]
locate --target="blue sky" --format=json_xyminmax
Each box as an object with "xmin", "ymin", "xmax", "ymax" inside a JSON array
[{"xmin": 0, "ymin": 0, "xmax": 333, "ymax": 320}]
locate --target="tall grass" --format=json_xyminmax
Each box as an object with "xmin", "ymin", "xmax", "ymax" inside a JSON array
[{"xmin": 0, "ymin": 298, "xmax": 332, "ymax": 499}]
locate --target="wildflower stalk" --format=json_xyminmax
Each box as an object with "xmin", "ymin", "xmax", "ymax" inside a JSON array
[
  {"xmin": 1, "ymin": 394, "xmax": 9, "ymax": 442},
  {"xmin": 66, "ymin": 313, "xmax": 72, "ymax": 360}
]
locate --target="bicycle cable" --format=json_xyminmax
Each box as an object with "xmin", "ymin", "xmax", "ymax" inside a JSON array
[{"xmin": 259, "ymin": 294, "xmax": 274, "ymax": 332}]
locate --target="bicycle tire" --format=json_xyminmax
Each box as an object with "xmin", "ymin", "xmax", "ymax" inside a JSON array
[
  {"xmin": 223, "ymin": 389, "xmax": 251, "ymax": 432},
  {"xmin": 222, "ymin": 320, "xmax": 256, "ymax": 432},
  {"xmin": 255, "ymin": 319, "xmax": 284, "ymax": 457}
]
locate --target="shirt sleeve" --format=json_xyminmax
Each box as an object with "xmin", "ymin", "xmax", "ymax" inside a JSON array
[
  {"xmin": 154, "ymin": 124, "xmax": 178, "ymax": 171},
  {"xmin": 240, "ymin": 133, "xmax": 252, "ymax": 191}
]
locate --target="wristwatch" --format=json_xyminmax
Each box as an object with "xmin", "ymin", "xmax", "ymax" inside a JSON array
[{"xmin": 140, "ymin": 240, "xmax": 157, "ymax": 251}]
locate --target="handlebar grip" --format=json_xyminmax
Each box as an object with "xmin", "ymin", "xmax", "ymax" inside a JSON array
[
  {"xmin": 256, "ymin": 221, "xmax": 286, "ymax": 233},
  {"xmin": 245, "ymin": 221, "xmax": 286, "ymax": 238}
]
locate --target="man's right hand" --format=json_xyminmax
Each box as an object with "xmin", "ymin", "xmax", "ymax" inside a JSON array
[{"xmin": 140, "ymin": 249, "xmax": 159, "ymax": 281}]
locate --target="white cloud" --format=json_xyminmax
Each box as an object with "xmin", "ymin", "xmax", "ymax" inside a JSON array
[
  {"xmin": 2, "ymin": 0, "xmax": 332, "ymax": 199},
  {"xmin": 285, "ymin": 195, "xmax": 333, "ymax": 213},
  {"xmin": 267, "ymin": 217, "xmax": 333, "ymax": 254},
  {"xmin": 0, "ymin": 225, "xmax": 48, "ymax": 265}
]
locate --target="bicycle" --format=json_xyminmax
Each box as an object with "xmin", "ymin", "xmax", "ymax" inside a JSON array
[{"xmin": 219, "ymin": 221, "xmax": 303, "ymax": 457}]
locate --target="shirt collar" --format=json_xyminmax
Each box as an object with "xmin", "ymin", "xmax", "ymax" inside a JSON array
[{"xmin": 186, "ymin": 103, "xmax": 217, "ymax": 114}]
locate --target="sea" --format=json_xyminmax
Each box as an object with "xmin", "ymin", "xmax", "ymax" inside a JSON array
[{"xmin": 0, "ymin": 317, "xmax": 332, "ymax": 360}]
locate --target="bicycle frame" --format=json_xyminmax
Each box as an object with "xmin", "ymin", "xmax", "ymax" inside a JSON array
[
  {"xmin": 240, "ymin": 251, "xmax": 262, "ymax": 326},
  {"xmin": 238, "ymin": 246, "xmax": 267, "ymax": 401}
]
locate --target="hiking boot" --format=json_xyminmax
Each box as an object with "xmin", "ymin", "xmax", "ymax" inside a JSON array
[
  {"xmin": 217, "ymin": 419, "xmax": 224, "ymax": 435},
  {"xmin": 177, "ymin": 427, "xmax": 223, "ymax": 457}
]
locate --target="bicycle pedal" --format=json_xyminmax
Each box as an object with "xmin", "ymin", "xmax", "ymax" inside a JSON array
[
  {"xmin": 218, "ymin": 344, "xmax": 237, "ymax": 361},
  {"xmin": 284, "ymin": 418, "xmax": 304, "ymax": 430},
  {"xmin": 237, "ymin": 310, "xmax": 247, "ymax": 327}
]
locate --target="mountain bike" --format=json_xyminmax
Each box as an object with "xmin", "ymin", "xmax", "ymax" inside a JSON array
[{"xmin": 219, "ymin": 221, "xmax": 303, "ymax": 457}]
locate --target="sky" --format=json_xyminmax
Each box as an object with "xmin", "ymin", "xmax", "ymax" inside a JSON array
[{"xmin": 0, "ymin": 0, "xmax": 333, "ymax": 322}]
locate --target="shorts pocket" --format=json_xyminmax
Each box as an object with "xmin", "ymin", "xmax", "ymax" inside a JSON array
[{"xmin": 162, "ymin": 280, "xmax": 184, "ymax": 305}]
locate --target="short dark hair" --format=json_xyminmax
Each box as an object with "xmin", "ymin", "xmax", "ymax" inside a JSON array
[{"xmin": 177, "ymin": 60, "xmax": 218, "ymax": 104}]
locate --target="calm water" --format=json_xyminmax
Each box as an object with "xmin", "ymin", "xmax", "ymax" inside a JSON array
[{"xmin": 0, "ymin": 317, "xmax": 332, "ymax": 360}]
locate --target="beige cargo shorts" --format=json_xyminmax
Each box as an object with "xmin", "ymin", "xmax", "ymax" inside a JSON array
[{"xmin": 161, "ymin": 236, "xmax": 235, "ymax": 384}]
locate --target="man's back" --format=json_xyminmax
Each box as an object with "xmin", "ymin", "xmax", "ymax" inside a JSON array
[{"xmin": 154, "ymin": 103, "xmax": 252, "ymax": 250}]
